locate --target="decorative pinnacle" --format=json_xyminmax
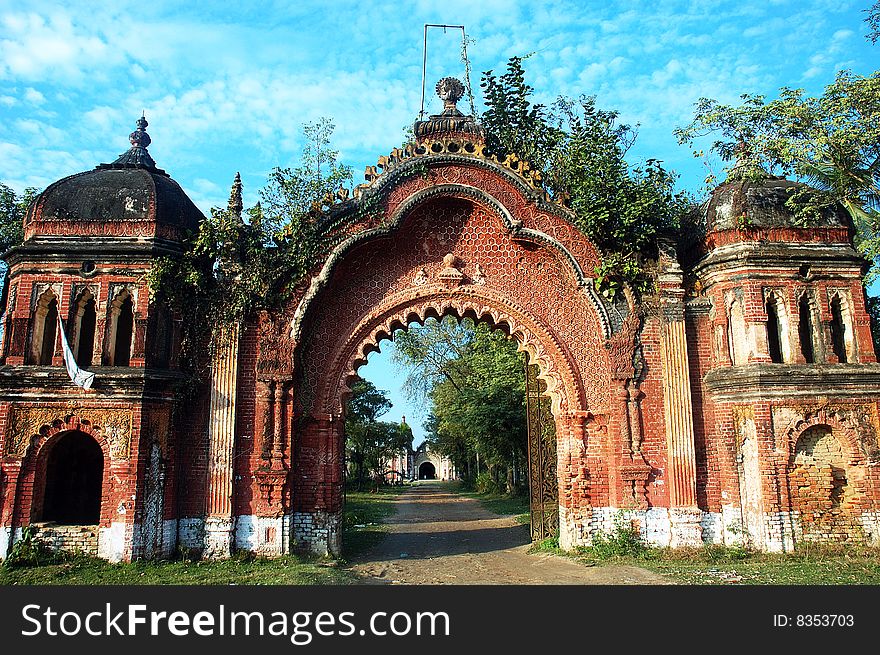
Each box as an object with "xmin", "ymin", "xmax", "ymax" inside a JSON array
[
  {"xmin": 129, "ymin": 115, "xmax": 152, "ymax": 149},
  {"xmin": 108, "ymin": 114, "xmax": 158, "ymax": 169},
  {"xmin": 228, "ymin": 172, "xmax": 243, "ymax": 218},
  {"xmin": 436, "ymin": 77, "xmax": 465, "ymax": 114}
]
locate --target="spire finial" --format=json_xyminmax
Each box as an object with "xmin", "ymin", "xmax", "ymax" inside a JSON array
[
  {"xmin": 129, "ymin": 115, "xmax": 151, "ymax": 149},
  {"xmin": 228, "ymin": 172, "xmax": 243, "ymax": 218},
  {"xmin": 107, "ymin": 114, "xmax": 158, "ymax": 170}
]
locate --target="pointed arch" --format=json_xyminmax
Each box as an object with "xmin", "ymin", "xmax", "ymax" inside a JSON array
[
  {"xmin": 26, "ymin": 288, "xmax": 59, "ymax": 365},
  {"xmin": 70, "ymin": 287, "xmax": 97, "ymax": 368},
  {"xmin": 105, "ymin": 288, "xmax": 134, "ymax": 366},
  {"xmin": 320, "ymin": 286, "xmax": 586, "ymax": 417},
  {"xmin": 797, "ymin": 291, "xmax": 818, "ymax": 364},
  {"xmin": 828, "ymin": 290, "xmax": 855, "ymax": 364},
  {"xmin": 764, "ymin": 289, "xmax": 791, "ymax": 363}
]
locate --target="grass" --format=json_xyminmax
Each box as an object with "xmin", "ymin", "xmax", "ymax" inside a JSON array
[
  {"xmin": 0, "ymin": 486, "xmax": 403, "ymax": 585},
  {"xmin": 451, "ymin": 482, "xmax": 530, "ymax": 525},
  {"xmin": 342, "ymin": 485, "xmax": 401, "ymax": 559},
  {"xmin": 530, "ymin": 533, "xmax": 880, "ymax": 585},
  {"xmin": 0, "ymin": 553, "xmax": 357, "ymax": 586}
]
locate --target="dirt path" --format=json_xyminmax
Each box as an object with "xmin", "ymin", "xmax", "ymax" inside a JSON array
[{"xmin": 350, "ymin": 481, "xmax": 668, "ymax": 585}]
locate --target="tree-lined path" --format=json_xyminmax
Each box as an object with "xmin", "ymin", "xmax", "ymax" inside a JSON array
[{"xmin": 350, "ymin": 482, "xmax": 666, "ymax": 585}]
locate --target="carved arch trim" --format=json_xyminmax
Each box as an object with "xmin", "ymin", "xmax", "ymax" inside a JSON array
[
  {"xmin": 5, "ymin": 404, "xmax": 133, "ymax": 460},
  {"xmin": 293, "ymin": 183, "xmax": 616, "ymax": 344},
  {"xmin": 317, "ymin": 285, "xmax": 588, "ymax": 417},
  {"xmin": 779, "ymin": 409, "xmax": 873, "ymax": 467}
]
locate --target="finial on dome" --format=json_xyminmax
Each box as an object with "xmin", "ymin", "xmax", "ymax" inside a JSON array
[
  {"xmin": 108, "ymin": 114, "xmax": 158, "ymax": 170},
  {"xmin": 413, "ymin": 76, "xmax": 482, "ymax": 141}
]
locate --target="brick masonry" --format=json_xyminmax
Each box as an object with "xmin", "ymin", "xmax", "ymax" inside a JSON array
[{"xmin": 2, "ymin": 113, "xmax": 880, "ymax": 562}]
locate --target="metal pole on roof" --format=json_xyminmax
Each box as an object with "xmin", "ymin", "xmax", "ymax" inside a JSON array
[{"xmin": 420, "ymin": 24, "xmax": 471, "ymax": 119}]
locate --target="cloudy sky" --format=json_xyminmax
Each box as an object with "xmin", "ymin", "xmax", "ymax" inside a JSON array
[{"xmin": 1, "ymin": 0, "xmax": 877, "ymax": 441}]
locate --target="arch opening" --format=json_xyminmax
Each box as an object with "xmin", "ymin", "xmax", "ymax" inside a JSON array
[
  {"xmin": 39, "ymin": 430, "xmax": 104, "ymax": 525},
  {"xmin": 418, "ymin": 462, "xmax": 436, "ymax": 480},
  {"xmin": 798, "ymin": 295, "xmax": 816, "ymax": 364},
  {"xmin": 340, "ymin": 312, "xmax": 561, "ymax": 548},
  {"xmin": 106, "ymin": 289, "xmax": 134, "ymax": 366},
  {"xmin": 72, "ymin": 288, "xmax": 97, "ymax": 368},
  {"xmin": 27, "ymin": 289, "xmax": 59, "ymax": 365}
]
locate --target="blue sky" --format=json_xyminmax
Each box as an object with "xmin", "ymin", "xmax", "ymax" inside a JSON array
[{"xmin": 1, "ymin": 0, "xmax": 877, "ymax": 444}]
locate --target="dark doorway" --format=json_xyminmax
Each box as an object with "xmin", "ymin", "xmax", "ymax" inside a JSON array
[
  {"xmin": 42, "ymin": 431, "xmax": 104, "ymax": 524},
  {"xmin": 418, "ymin": 462, "xmax": 436, "ymax": 480}
]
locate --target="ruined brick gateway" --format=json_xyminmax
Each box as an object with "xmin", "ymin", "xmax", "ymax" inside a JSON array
[{"xmin": 1, "ymin": 82, "xmax": 879, "ymax": 562}]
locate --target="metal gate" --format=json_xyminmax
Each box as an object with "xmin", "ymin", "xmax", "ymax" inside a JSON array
[{"xmin": 525, "ymin": 361, "xmax": 558, "ymax": 541}]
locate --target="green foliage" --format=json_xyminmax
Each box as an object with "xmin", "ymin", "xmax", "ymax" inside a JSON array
[
  {"xmin": 3, "ymin": 526, "xmax": 68, "ymax": 568},
  {"xmin": 0, "ymin": 182, "xmax": 39, "ymax": 253},
  {"xmin": 147, "ymin": 119, "xmax": 352, "ymax": 381},
  {"xmin": 589, "ymin": 516, "xmax": 649, "ymax": 560},
  {"xmin": 474, "ymin": 471, "xmax": 501, "ymax": 495},
  {"xmin": 344, "ymin": 379, "xmax": 412, "ymax": 490},
  {"xmin": 867, "ymin": 1, "xmax": 879, "ymax": 43},
  {"xmin": 480, "ymin": 58, "xmax": 691, "ymax": 295},
  {"xmin": 675, "ymin": 70, "xmax": 880, "ymax": 280},
  {"xmin": 394, "ymin": 317, "xmax": 527, "ymax": 492},
  {"xmin": 480, "ymin": 55, "xmax": 565, "ymax": 174}
]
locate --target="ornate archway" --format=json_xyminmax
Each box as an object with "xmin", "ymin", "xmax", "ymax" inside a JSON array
[{"xmin": 285, "ymin": 147, "xmax": 633, "ymax": 554}]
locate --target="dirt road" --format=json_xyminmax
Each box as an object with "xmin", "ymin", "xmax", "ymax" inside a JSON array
[{"xmin": 350, "ymin": 482, "xmax": 668, "ymax": 585}]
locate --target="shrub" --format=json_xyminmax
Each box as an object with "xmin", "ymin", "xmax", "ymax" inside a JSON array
[
  {"xmin": 590, "ymin": 517, "xmax": 648, "ymax": 559},
  {"xmin": 3, "ymin": 526, "xmax": 67, "ymax": 568}
]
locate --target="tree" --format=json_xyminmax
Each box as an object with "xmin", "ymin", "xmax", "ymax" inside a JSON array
[
  {"xmin": 480, "ymin": 57, "xmax": 691, "ymax": 296},
  {"xmin": 394, "ymin": 317, "xmax": 528, "ymax": 493},
  {"xmin": 344, "ymin": 379, "xmax": 412, "ymax": 490},
  {"xmin": 0, "ymin": 182, "xmax": 40, "ymax": 312},
  {"xmin": 0, "ymin": 182, "xmax": 39, "ymax": 253},
  {"xmin": 674, "ymin": 70, "xmax": 880, "ymax": 280},
  {"xmin": 867, "ymin": 1, "xmax": 879, "ymax": 43},
  {"xmin": 148, "ymin": 119, "xmax": 352, "ymax": 374}
]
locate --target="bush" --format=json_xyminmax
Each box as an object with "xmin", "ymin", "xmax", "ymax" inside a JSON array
[
  {"xmin": 590, "ymin": 517, "xmax": 648, "ymax": 559},
  {"xmin": 474, "ymin": 472, "xmax": 502, "ymax": 495},
  {"xmin": 3, "ymin": 526, "xmax": 68, "ymax": 568}
]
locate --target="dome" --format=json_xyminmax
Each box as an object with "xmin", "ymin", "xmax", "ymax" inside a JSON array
[
  {"xmin": 704, "ymin": 173, "xmax": 850, "ymax": 234},
  {"xmin": 24, "ymin": 116, "xmax": 204, "ymax": 241}
]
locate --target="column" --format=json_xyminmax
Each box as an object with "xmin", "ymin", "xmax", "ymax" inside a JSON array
[
  {"xmin": 203, "ymin": 323, "xmax": 240, "ymax": 558},
  {"xmin": 658, "ymin": 250, "xmax": 703, "ymax": 546}
]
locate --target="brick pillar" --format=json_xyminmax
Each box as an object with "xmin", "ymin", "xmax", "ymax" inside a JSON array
[
  {"xmin": 203, "ymin": 323, "xmax": 240, "ymax": 558},
  {"xmin": 0, "ymin": 462, "xmax": 22, "ymax": 560},
  {"xmin": 658, "ymin": 251, "xmax": 703, "ymax": 546}
]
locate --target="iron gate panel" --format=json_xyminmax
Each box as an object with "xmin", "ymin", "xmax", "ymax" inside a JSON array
[{"xmin": 525, "ymin": 361, "xmax": 558, "ymax": 541}]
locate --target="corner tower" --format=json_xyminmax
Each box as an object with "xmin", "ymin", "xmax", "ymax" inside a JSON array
[
  {"xmin": 0, "ymin": 117, "xmax": 204, "ymax": 561},
  {"xmin": 689, "ymin": 166, "xmax": 880, "ymax": 551}
]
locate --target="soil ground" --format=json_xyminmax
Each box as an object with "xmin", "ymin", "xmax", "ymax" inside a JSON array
[{"xmin": 350, "ymin": 481, "xmax": 667, "ymax": 584}]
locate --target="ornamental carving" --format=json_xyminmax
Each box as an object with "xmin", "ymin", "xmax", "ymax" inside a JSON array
[
  {"xmin": 772, "ymin": 402, "xmax": 880, "ymax": 464},
  {"xmin": 256, "ymin": 310, "xmax": 295, "ymax": 378},
  {"xmin": 604, "ymin": 308, "xmax": 642, "ymax": 381},
  {"xmin": 5, "ymin": 404, "xmax": 133, "ymax": 459}
]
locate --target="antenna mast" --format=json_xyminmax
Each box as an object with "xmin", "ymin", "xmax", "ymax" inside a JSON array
[{"xmin": 419, "ymin": 24, "xmax": 475, "ymax": 119}]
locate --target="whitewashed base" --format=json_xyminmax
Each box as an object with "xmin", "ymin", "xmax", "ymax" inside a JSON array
[{"xmin": 292, "ymin": 511, "xmax": 341, "ymax": 556}]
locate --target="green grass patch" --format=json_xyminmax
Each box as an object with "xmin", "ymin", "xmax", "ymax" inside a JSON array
[
  {"xmin": 452, "ymin": 483, "xmax": 530, "ymax": 524},
  {"xmin": 342, "ymin": 486, "xmax": 401, "ymax": 559},
  {"xmin": 1, "ymin": 553, "xmax": 356, "ymax": 586},
  {"xmin": 530, "ymin": 526, "xmax": 880, "ymax": 585}
]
